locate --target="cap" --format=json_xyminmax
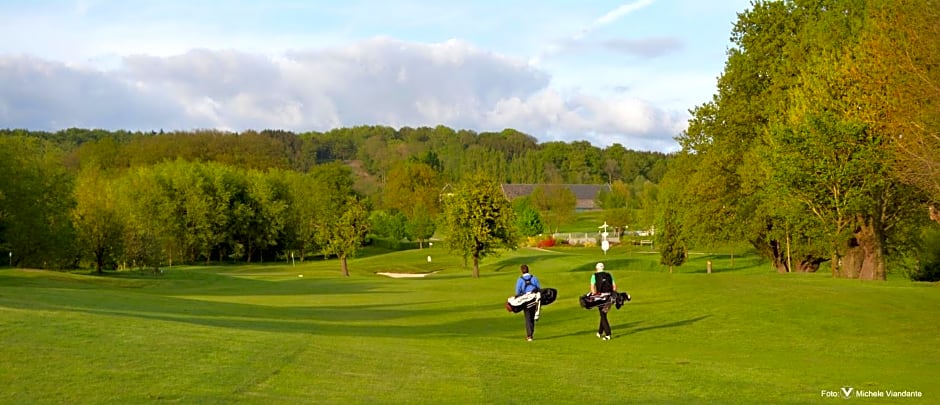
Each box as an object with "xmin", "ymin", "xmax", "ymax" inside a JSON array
[{"xmin": 595, "ymin": 262, "xmax": 605, "ymax": 271}]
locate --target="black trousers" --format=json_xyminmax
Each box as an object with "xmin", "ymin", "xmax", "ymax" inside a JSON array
[
  {"xmin": 598, "ymin": 306, "xmax": 612, "ymax": 336},
  {"xmin": 523, "ymin": 306, "xmax": 537, "ymax": 338}
]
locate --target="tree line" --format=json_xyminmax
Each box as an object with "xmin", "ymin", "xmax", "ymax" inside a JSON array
[
  {"xmin": 5, "ymin": 126, "xmax": 669, "ymax": 185},
  {"xmin": 666, "ymin": 0, "xmax": 940, "ymax": 281},
  {"xmin": 0, "ymin": 126, "xmax": 667, "ymax": 273}
]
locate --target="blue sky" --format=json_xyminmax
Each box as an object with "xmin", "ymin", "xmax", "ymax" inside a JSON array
[{"xmin": 0, "ymin": 0, "xmax": 752, "ymax": 151}]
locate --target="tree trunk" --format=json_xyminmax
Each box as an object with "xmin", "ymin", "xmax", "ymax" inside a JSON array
[
  {"xmin": 341, "ymin": 254, "xmax": 349, "ymax": 277},
  {"xmin": 770, "ymin": 240, "xmax": 788, "ymax": 273},
  {"xmin": 838, "ymin": 216, "xmax": 887, "ymax": 281},
  {"xmin": 854, "ymin": 219, "xmax": 887, "ymax": 280},
  {"xmin": 472, "ymin": 254, "xmax": 480, "ymax": 278},
  {"xmin": 842, "ymin": 240, "xmax": 862, "ymax": 279},
  {"xmin": 831, "ymin": 253, "xmax": 839, "ymax": 278},
  {"xmin": 95, "ymin": 248, "xmax": 105, "ymax": 274},
  {"xmin": 797, "ymin": 256, "xmax": 827, "ymax": 272},
  {"xmin": 751, "ymin": 238, "xmax": 789, "ymax": 273}
]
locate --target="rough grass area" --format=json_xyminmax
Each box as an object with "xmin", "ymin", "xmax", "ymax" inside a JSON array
[{"xmin": 1, "ymin": 245, "xmax": 937, "ymax": 403}]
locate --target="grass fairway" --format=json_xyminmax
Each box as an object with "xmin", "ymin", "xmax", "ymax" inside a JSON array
[{"xmin": 1, "ymin": 246, "xmax": 938, "ymax": 404}]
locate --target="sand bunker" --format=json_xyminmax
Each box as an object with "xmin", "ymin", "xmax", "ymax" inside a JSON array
[{"xmin": 376, "ymin": 272, "xmax": 436, "ymax": 278}]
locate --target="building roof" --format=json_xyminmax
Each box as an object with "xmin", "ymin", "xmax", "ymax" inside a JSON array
[{"xmin": 500, "ymin": 183, "xmax": 611, "ymax": 210}]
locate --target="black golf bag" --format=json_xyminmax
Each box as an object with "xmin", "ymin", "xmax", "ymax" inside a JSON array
[{"xmin": 579, "ymin": 291, "xmax": 631, "ymax": 310}]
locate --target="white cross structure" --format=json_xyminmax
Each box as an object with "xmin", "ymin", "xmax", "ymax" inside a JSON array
[{"xmin": 599, "ymin": 222, "xmax": 610, "ymax": 254}]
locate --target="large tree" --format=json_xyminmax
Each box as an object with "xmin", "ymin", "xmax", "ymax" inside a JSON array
[
  {"xmin": 318, "ymin": 196, "xmax": 370, "ymax": 277},
  {"xmin": 0, "ymin": 136, "xmax": 77, "ymax": 269},
  {"xmin": 530, "ymin": 184, "xmax": 576, "ymax": 234},
  {"xmin": 282, "ymin": 171, "xmax": 325, "ymax": 261},
  {"xmin": 676, "ymin": 0, "xmax": 930, "ymax": 280},
  {"xmin": 512, "ymin": 197, "xmax": 544, "ymax": 238},
  {"xmin": 857, "ymin": 1, "xmax": 940, "ymax": 222},
  {"xmin": 71, "ymin": 168, "xmax": 124, "ymax": 273},
  {"xmin": 382, "ymin": 161, "xmax": 441, "ymax": 247},
  {"xmin": 113, "ymin": 167, "xmax": 167, "ymax": 271},
  {"xmin": 441, "ymin": 172, "xmax": 519, "ymax": 278},
  {"xmin": 658, "ymin": 207, "xmax": 686, "ymax": 274}
]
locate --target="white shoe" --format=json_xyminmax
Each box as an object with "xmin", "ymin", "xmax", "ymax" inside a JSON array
[
  {"xmin": 596, "ymin": 332, "xmax": 602, "ymax": 338},
  {"xmin": 603, "ymin": 335, "xmax": 611, "ymax": 340}
]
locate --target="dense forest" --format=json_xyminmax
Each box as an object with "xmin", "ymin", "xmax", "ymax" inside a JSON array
[{"xmin": 0, "ymin": 125, "xmax": 668, "ymax": 272}]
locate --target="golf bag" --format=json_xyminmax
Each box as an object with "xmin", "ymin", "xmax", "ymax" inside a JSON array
[
  {"xmin": 579, "ymin": 291, "xmax": 631, "ymax": 310},
  {"xmin": 505, "ymin": 288, "xmax": 558, "ymax": 313}
]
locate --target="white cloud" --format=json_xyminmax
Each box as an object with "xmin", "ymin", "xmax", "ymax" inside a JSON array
[
  {"xmin": 0, "ymin": 37, "xmax": 685, "ymax": 151},
  {"xmin": 0, "ymin": 55, "xmax": 184, "ymax": 130},
  {"xmin": 484, "ymin": 89, "xmax": 686, "ymax": 151}
]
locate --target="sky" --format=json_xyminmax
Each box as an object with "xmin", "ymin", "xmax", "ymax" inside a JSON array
[{"xmin": 0, "ymin": 0, "xmax": 753, "ymax": 152}]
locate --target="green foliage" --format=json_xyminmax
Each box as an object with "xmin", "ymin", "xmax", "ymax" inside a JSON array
[
  {"xmin": 381, "ymin": 161, "xmax": 440, "ymax": 216},
  {"xmin": 71, "ymin": 168, "xmax": 124, "ymax": 272},
  {"xmin": 512, "ymin": 197, "xmax": 544, "ymax": 237},
  {"xmin": 596, "ymin": 180, "xmax": 633, "ymax": 209},
  {"xmin": 441, "ymin": 172, "xmax": 519, "ymax": 277},
  {"xmin": 659, "ymin": 207, "xmax": 687, "ymax": 272},
  {"xmin": 672, "ymin": 0, "xmax": 933, "ymax": 279},
  {"xmin": 0, "ymin": 136, "xmax": 77, "ymax": 269},
  {"xmin": 367, "ymin": 236, "xmax": 420, "ymax": 251},
  {"xmin": 404, "ymin": 206, "xmax": 436, "ymax": 248},
  {"xmin": 530, "ymin": 184, "xmax": 576, "ymax": 234},
  {"xmin": 603, "ymin": 208, "xmax": 633, "ymax": 235},
  {"xmin": 369, "ymin": 210, "xmax": 408, "ymax": 241},
  {"xmin": 318, "ymin": 196, "xmax": 371, "ymax": 277},
  {"xmin": 908, "ymin": 226, "xmax": 940, "ymax": 282}
]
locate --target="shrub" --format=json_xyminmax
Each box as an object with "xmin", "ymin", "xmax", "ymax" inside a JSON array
[
  {"xmin": 537, "ymin": 238, "xmax": 556, "ymax": 248},
  {"xmin": 909, "ymin": 227, "xmax": 940, "ymax": 282}
]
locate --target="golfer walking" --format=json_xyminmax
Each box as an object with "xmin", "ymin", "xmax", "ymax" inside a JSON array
[
  {"xmin": 591, "ymin": 262, "xmax": 617, "ymax": 340},
  {"xmin": 515, "ymin": 264, "xmax": 541, "ymax": 341}
]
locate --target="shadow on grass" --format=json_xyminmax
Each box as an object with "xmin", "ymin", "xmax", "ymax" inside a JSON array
[
  {"xmin": 617, "ymin": 315, "xmax": 712, "ymax": 336},
  {"xmin": 99, "ymin": 269, "xmax": 406, "ymax": 296},
  {"xmin": 32, "ymin": 301, "xmax": 514, "ymax": 339},
  {"xmin": 544, "ymin": 321, "xmax": 644, "ymax": 340},
  {"xmin": 0, "ymin": 279, "xmax": 516, "ymax": 339},
  {"xmin": 564, "ymin": 258, "xmax": 641, "ymax": 273},
  {"xmin": 683, "ymin": 253, "xmax": 763, "ymax": 274},
  {"xmin": 490, "ymin": 254, "xmax": 562, "ymax": 273}
]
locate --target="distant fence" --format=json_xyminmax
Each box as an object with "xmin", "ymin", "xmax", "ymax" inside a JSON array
[
  {"xmin": 549, "ymin": 232, "xmax": 655, "ymax": 248},
  {"xmin": 552, "ymin": 233, "xmax": 620, "ymax": 245}
]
